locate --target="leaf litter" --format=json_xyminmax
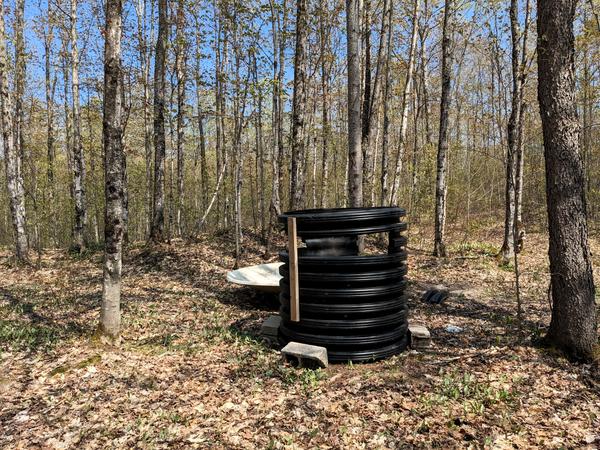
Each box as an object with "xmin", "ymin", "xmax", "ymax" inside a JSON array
[{"xmin": 0, "ymin": 226, "xmax": 599, "ymax": 449}]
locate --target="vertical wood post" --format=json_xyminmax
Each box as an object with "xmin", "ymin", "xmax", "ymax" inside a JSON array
[{"xmin": 288, "ymin": 216, "xmax": 300, "ymax": 321}]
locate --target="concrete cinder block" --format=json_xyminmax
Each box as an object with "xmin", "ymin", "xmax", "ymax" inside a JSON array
[
  {"xmin": 259, "ymin": 315, "xmax": 281, "ymax": 347},
  {"xmin": 281, "ymin": 341, "xmax": 328, "ymax": 369},
  {"xmin": 408, "ymin": 324, "xmax": 432, "ymax": 349},
  {"xmin": 260, "ymin": 315, "xmax": 281, "ymax": 337}
]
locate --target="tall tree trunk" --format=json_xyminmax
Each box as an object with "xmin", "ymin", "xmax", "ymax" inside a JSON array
[
  {"xmin": 0, "ymin": 0, "xmax": 28, "ymax": 261},
  {"xmin": 135, "ymin": 0, "xmax": 153, "ymax": 238},
  {"xmin": 265, "ymin": 0, "xmax": 285, "ymax": 256},
  {"xmin": 45, "ymin": 0, "xmax": 57, "ymax": 246},
  {"xmin": 268, "ymin": 0, "xmax": 282, "ymax": 221},
  {"xmin": 380, "ymin": 0, "xmax": 392, "ymax": 205},
  {"xmin": 433, "ymin": 0, "xmax": 452, "ymax": 257},
  {"xmin": 319, "ymin": 0, "xmax": 331, "ymax": 208},
  {"xmin": 361, "ymin": 0, "xmax": 372, "ymax": 205},
  {"xmin": 390, "ymin": 0, "xmax": 420, "ymax": 206},
  {"xmin": 515, "ymin": 0, "xmax": 530, "ymax": 225},
  {"xmin": 62, "ymin": 31, "xmax": 74, "ymax": 217},
  {"xmin": 538, "ymin": 0, "xmax": 597, "ymax": 360},
  {"xmin": 290, "ymin": 0, "xmax": 308, "ymax": 210},
  {"xmin": 99, "ymin": 0, "xmax": 124, "ymax": 344},
  {"xmin": 71, "ymin": 0, "xmax": 88, "ymax": 252},
  {"xmin": 419, "ymin": 0, "xmax": 432, "ymax": 146},
  {"xmin": 150, "ymin": 0, "xmax": 167, "ymax": 242},
  {"xmin": 347, "ymin": 0, "xmax": 362, "ymax": 207},
  {"xmin": 252, "ymin": 55, "xmax": 266, "ymax": 240},
  {"xmin": 500, "ymin": 0, "xmax": 521, "ymax": 264},
  {"xmin": 175, "ymin": 0, "xmax": 186, "ymax": 237},
  {"xmin": 193, "ymin": 10, "xmax": 208, "ymax": 214}
]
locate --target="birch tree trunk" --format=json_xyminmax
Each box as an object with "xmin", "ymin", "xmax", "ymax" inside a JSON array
[
  {"xmin": 380, "ymin": 0, "xmax": 392, "ymax": 205},
  {"xmin": 361, "ymin": 0, "xmax": 372, "ymax": 205},
  {"xmin": 135, "ymin": 0, "xmax": 153, "ymax": 237},
  {"xmin": 0, "ymin": 0, "xmax": 28, "ymax": 261},
  {"xmin": 319, "ymin": 0, "xmax": 331, "ymax": 208},
  {"xmin": 433, "ymin": 0, "xmax": 452, "ymax": 257},
  {"xmin": 175, "ymin": 0, "xmax": 186, "ymax": 237},
  {"xmin": 538, "ymin": 0, "xmax": 597, "ymax": 360},
  {"xmin": 515, "ymin": 0, "xmax": 530, "ymax": 225},
  {"xmin": 389, "ymin": 0, "xmax": 420, "ymax": 206},
  {"xmin": 99, "ymin": 0, "xmax": 124, "ymax": 344},
  {"xmin": 45, "ymin": 0, "xmax": 57, "ymax": 246},
  {"xmin": 500, "ymin": 0, "xmax": 521, "ymax": 264},
  {"xmin": 193, "ymin": 10, "xmax": 208, "ymax": 213},
  {"xmin": 347, "ymin": 0, "xmax": 362, "ymax": 207},
  {"xmin": 71, "ymin": 0, "xmax": 88, "ymax": 252},
  {"xmin": 290, "ymin": 0, "xmax": 308, "ymax": 209},
  {"xmin": 150, "ymin": 0, "xmax": 167, "ymax": 243}
]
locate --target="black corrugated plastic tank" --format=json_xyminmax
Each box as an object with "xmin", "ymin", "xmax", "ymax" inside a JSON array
[{"xmin": 278, "ymin": 207, "xmax": 408, "ymax": 363}]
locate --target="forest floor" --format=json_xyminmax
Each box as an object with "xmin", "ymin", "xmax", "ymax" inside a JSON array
[{"xmin": 1, "ymin": 223, "xmax": 600, "ymax": 449}]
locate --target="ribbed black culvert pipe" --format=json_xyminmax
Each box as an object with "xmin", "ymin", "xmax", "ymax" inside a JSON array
[{"xmin": 277, "ymin": 207, "xmax": 408, "ymax": 363}]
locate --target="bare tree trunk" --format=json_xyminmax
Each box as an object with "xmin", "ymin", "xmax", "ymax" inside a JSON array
[
  {"xmin": 361, "ymin": 0, "xmax": 372, "ymax": 205},
  {"xmin": 380, "ymin": 0, "xmax": 392, "ymax": 205},
  {"xmin": 538, "ymin": 0, "xmax": 597, "ymax": 360},
  {"xmin": 150, "ymin": 0, "xmax": 167, "ymax": 243},
  {"xmin": 14, "ymin": 0, "xmax": 25, "ymax": 165},
  {"xmin": 232, "ymin": 19, "xmax": 250, "ymax": 267},
  {"xmin": 419, "ymin": 0, "xmax": 433, "ymax": 146},
  {"xmin": 290, "ymin": 0, "xmax": 308, "ymax": 209},
  {"xmin": 61, "ymin": 31, "xmax": 74, "ymax": 218},
  {"xmin": 99, "ymin": 0, "xmax": 124, "ymax": 344},
  {"xmin": 268, "ymin": 0, "xmax": 282, "ymax": 223},
  {"xmin": 252, "ymin": 55, "xmax": 266, "ymax": 240},
  {"xmin": 390, "ymin": 0, "xmax": 420, "ymax": 206},
  {"xmin": 44, "ymin": 0, "xmax": 57, "ymax": 246},
  {"xmin": 500, "ymin": 0, "xmax": 521, "ymax": 264},
  {"xmin": 175, "ymin": 0, "xmax": 186, "ymax": 237},
  {"xmin": 347, "ymin": 0, "xmax": 362, "ymax": 207},
  {"xmin": 71, "ymin": 0, "xmax": 88, "ymax": 252},
  {"xmin": 193, "ymin": 10, "xmax": 208, "ymax": 214},
  {"xmin": 319, "ymin": 0, "xmax": 331, "ymax": 208},
  {"xmin": 135, "ymin": 0, "xmax": 153, "ymax": 237},
  {"xmin": 0, "ymin": 0, "xmax": 28, "ymax": 261},
  {"xmin": 265, "ymin": 0, "xmax": 285, "ymax": 256},
  {"xmin": 433, "ymin": 0, "xmax": 452, "ymax": 257},
  {"xmin": 515, "ymin": 0, "xmax": 530, "ymax": 225}
]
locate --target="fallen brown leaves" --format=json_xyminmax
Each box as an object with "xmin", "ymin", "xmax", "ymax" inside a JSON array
[{"xmin": 1, "ymin": 226, "xmax": 599, "ymax": 449}]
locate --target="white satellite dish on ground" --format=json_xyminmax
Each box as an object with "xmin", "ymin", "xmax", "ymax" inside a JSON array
[{"xmin": 226, "ymin": 262, "xmax": 283, "ymax": 294}]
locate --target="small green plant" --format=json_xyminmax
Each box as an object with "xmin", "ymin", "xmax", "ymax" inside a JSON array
[
  {"xmin": 299, "ymin": 368, "xmax": 325, "ymax": 391},
  {"xmin": 424, "ymin": 371, "xmax": 518, "ymax": 415},
  {"xmin": 450, "ymin": 241, "xmax": 498, "ymax": 257},
  {"xmin": 0, "ymin": 319, "xmax": 60, "ymax": 351}
]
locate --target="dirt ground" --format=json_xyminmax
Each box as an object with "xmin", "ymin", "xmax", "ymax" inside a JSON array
[{"xmin": 1, "ymin": 225, "xmax": 599, "ymax": 449}]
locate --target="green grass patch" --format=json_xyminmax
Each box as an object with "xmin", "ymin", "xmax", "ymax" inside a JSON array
[
  {"xmin": 449, "ymin": 241, "xmax": 499, "ymax": 257},
  {"xmin": 0, "ymin": 319, "xmax": 60, "ymax": 351},
  {"xmin": 420, "ymin": 371, "xmax": 520, "ymax": 416}
]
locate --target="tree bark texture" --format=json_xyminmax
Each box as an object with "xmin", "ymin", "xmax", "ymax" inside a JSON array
[
  {"xmin": 151, "ymin": 0, "xmax": 167, "ymax": 242},
  {"xmin": 537, "ymin": 0, "xmax": 597, "ymax": 360},
  {"xmin": 347, "ymin": 0, "xmax": 363, "ymax": 208},
  {"xmin": 433, "ymin": 0, "xmax": 452, "ymax": 257}
]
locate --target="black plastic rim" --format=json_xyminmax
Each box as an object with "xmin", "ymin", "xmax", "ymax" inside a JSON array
[
  {"xmin": 280, "ymin": 279, "xmax": 407, "ymax": 299},
  {"xmin": 279, "ymin": 293, "xmax": 408, "ymax": 314},
  {"xmin": 278, "ymin": 207, "xmax": 406, "ymax": 225},
  {"xmin": 282, "ymin": 222, "xmax": 407, "ymax": 238},
  {"xmin": 279, "ymin": 322, "xmax": 408, "ymax": 348},
  {"xmin": 279, "ymin": 306, "xmax": 407, "ymax": 330},
  {"xmin": 279, "ymin": 264, "xmax": 407, "ymax": 284},
  {"xmin": 279, "ymin": 250, "xmax": 407, "ymax": 268},
  {"xmin": 325, "ymin": 336, "xmax": 409, "ymax": 363}
]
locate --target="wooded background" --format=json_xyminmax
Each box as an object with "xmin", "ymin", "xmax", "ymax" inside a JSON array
[{"xmin": 0, "ymin": 0, "xmax": 598, "ymax": 254}]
